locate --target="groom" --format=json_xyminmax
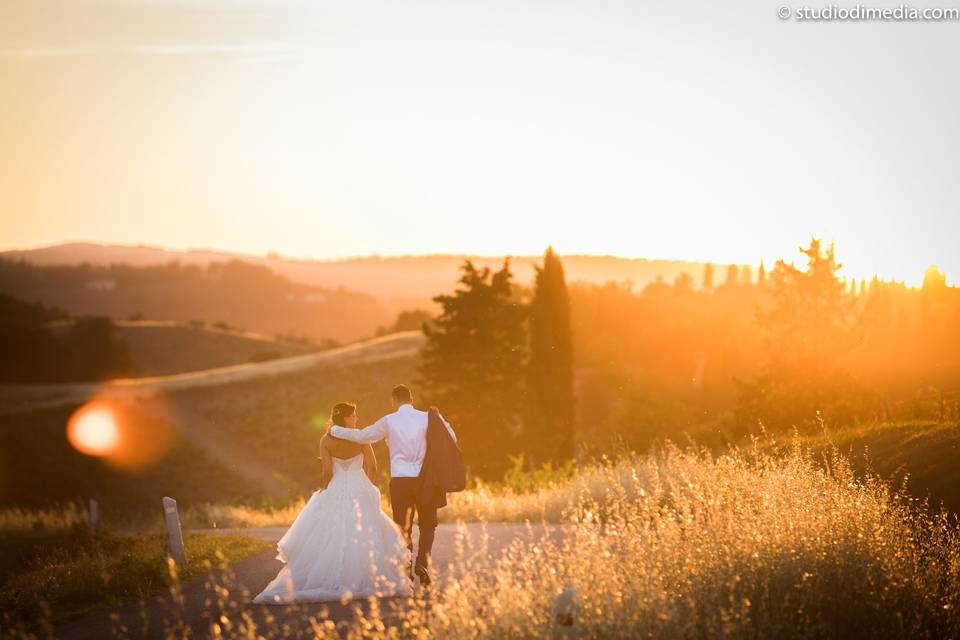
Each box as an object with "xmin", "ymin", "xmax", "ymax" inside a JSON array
[{"xmin": 329, "ymin": 384, "xmax": 456, "ymax": 586}]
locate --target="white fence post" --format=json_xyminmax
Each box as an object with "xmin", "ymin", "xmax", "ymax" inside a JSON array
[
  {"xmin": 162, "ymin": 496, "xmax": 186, "ymax": 566},
  {"xmin": 552, "ymin": 586, "xmax": 579, "ymax": 639},
  {"xmin": 88, "ymin": 498, "xmax": 99, "ymax": 537}
]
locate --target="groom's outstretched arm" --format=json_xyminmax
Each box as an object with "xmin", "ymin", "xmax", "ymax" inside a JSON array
[{"xmin": 330, "ymin": 416, "xmax": 388, "ymax": 444}]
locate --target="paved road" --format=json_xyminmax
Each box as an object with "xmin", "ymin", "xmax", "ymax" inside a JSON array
[{"xmin": 53, "ymin": 523, "xmax": 565, "ymax": 640}]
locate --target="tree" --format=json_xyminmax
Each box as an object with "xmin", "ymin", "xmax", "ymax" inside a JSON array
[
  {"xmin": 673, "ymin": 272, "xmax": 695, "ymax": 293},
  {"xmin": 724, "ymin": 264, "xmax": 740, "ymax": 287},
  {"xmin": 524, "ymin": 247, "xmax": 575, "ymax": 465},
  {"xmin": 376, "ymin": 309, "xmax": 434, "ymax": 336},
  {"xmin": 417, "ymin": 260, "xmax": 527, "ymax": 477},
  {"xmin": 63, "ymin": 316, "xmax": 136, "ymax": 381},
  {"xmin": 701, "ymin": 263, "xmax": 715, "ymax": 292},
  {"xmin": 0, "ymin": 293, "xmax": 134, "ymax": 383},
  {"xmin": 762, "ymin": 239, "xmax": 852, "ymax": 371},
  {"xmin": 737, "ymin": 238, "xmax": 859, "ymax": 428},
  {"xmin": 922, "ymin": 265, "xmax": 947, "ymax": 292}
]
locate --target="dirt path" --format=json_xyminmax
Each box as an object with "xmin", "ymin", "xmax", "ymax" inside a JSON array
[{"xmin": 53, "ymin": 523, "xmax": 567, "ymax": 640}]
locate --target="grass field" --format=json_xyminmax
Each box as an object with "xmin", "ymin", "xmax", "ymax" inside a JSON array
[
  {"xmin": 0, "ymin": 402, "xmax": 266, "ymax": 522},
  {"xmin": 2, "ymin": 424, "xmax": 959, "ymax": 637},
  {"xmin": 3, "ymin": 330, "xmax": 957, "ymax": 638},
  {"xmin": 112, "ymin": 321, "xmax": 316, "ymax": 376},
  {"xmin": 6, "ymin": 436, "xmax": 951, "ymax": 639},
  {"xmin": 164, "ymin": 420, "xmax": 960, "ymax": 529},
  {"xmin": 0, "ymin": 532, "xmax": 271, "ymax": 633},
  {"xmin": 0, "ymin": 348, "xmax": 419, "ymax": 523}
]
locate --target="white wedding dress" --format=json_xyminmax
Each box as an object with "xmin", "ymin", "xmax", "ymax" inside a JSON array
[{"xmin": 253, "ymin": 453, "xmax": 413, "ymax": 604}]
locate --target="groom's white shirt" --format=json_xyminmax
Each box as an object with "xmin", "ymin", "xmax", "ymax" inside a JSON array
[{"xmin": 330, "ymin": 403, "xmax": 456, "ymax": 478}]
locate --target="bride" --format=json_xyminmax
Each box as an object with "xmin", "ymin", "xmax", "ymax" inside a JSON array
[{"xmin": 253, "ymin": 402, "xmax": 413, "ymax": 604}]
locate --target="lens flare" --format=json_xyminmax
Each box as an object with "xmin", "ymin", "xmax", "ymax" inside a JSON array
[
  {"xmin": 67, "ymin": 404, "xmax": 121, "ymax": 456},
  {"xmin": 65, "ymin": 392, "xmax": 178, "ymax": 470}
]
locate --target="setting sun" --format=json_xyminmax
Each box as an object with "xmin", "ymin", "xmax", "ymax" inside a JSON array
[{"xmin": 66, "ymin": 404, "xmax": 120, "ymax": 457}]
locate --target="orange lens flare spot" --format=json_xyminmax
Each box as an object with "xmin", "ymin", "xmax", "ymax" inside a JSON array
[
  {"xmin": 66, "ymin": 393, "xmax": 178, "ymax": 471},
  {"xmin": 67, "ymin": 404, "xmax": 121, "ymax": 456}
]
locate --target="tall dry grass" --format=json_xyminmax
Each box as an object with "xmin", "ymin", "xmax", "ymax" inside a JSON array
[
  {"xmin": 5, "ymin": 436, "xmax": 959, "ymax": 638},
  {"xmin": 182, "ymin": 500, "xmax": 308, "ymax": 529},
  {"xmin": 422, "ymin": 438, "xmax": 960, "ymax": 638},
  {"xmin": 191, "ymin": 438, "xmax": 960, "ymax": 637},
  {"xmin": 0, "ymin": 503, "xmax": 88, "ymax": 535}
]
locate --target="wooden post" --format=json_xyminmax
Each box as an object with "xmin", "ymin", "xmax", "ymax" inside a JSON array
[
  {"xmin": 88, "ymin": 499, "xmax": 99, "ymax": 537},
  {"xmin": 162, "ymin": 496, "xmax": 186, "ymax": 566}
]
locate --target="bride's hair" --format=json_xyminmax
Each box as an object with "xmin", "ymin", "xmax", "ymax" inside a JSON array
[{"xmin": 328, "ymin": 402, "xmax": 357, "ymax": 431}]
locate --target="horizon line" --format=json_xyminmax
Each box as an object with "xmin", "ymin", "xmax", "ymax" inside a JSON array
[
  {"xmin": 0, "ymin": 238, "xmax": 946, "ymax": 286},
  {"xmin": 0, "ymin": 239, "xmax": 762, "ymax": 267}
]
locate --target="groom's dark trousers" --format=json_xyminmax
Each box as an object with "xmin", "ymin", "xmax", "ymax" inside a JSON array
[{"xmin": 390, "ymin": 476, "xmax": 437, "ymax": 570}]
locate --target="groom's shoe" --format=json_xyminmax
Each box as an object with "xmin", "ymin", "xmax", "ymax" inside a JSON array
[{"xmin": 414, "ymin": 564, "xmax": 432, "ymax": 588}]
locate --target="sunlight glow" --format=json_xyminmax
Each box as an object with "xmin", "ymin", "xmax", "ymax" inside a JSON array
[{"xmin": 0, "ymin": 0, "xmax": 956, "ymax": 284}]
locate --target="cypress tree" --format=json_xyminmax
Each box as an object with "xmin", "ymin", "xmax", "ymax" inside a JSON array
[
  {"xmin": 702, "ymin": 263, "xmax": 715, "ymax": 291},
  {"xmin": 524, "ymin": 247, "xmax": 575, "ymax": 465}
]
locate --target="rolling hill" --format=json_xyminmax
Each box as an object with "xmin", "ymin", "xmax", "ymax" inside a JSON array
[
  {"xmin": 798, "ymin": 420, "xmax": 960, "ymax": 514},
  {"xmin": 0, "ymin": 256, "xmax": 395, "ymax": 344},
  {"xmin": 2, "ymin": 241, "xmax": 747, "ymax": 303},
  {"xmin": 2, "ymin": 329, "xmax": 958, "ymax": 525},
  {"xmin": 56, "ymin": 319, "xmax": 316, "ymax": 377},
  {"xmin": 0, "ymin": 332, "xmax": 424, "ymax": 515}
]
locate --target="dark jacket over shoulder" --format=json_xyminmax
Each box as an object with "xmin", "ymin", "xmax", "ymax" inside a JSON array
[{"xmin": 418, "ymin": 406, "xmax": 466, "ymax": 509}]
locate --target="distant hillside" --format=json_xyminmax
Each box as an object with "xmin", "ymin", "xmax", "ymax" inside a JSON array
[
  {"xmin": 0, "ymin": 331, "xmax": 424, "ymax": 416},
  {"xmin": 108, "ymin": 321, "xmax": 316, "ymax": 376},
  {"xmin": 1, "ymin": 242, "xmax": 747, "ymax": 303},
  {"xmin": 0, "ymin": 334, "xmax": 423, "ymax": 512},
  {"xmin": 0, "ymin": 257, "xmax": 394, "ymax": 344}
]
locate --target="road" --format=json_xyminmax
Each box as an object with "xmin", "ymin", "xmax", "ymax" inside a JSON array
[{"xmin": 53, "ymin": 523, "xmax": 566, "ymax": 640}]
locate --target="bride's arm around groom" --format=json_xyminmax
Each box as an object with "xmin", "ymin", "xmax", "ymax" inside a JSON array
[{"xmin": 331, "ymin": 415, "xmax": 390, "ymax": 444}]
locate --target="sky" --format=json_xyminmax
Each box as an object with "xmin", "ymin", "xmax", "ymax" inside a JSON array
[{"xmin": 1, "ymin": 0, "xmax": 958, "ymax": 284}]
